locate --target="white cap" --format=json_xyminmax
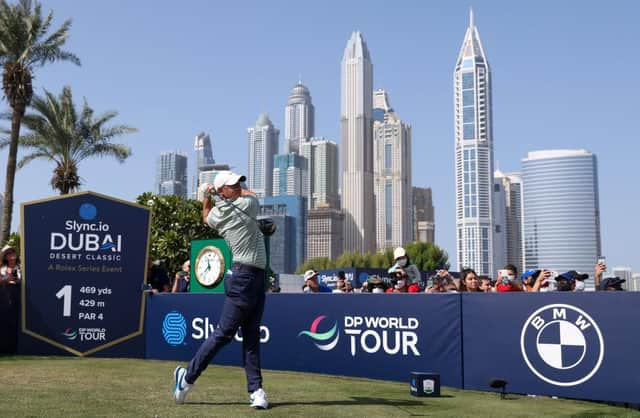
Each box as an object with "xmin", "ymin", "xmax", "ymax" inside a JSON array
[
  {"xmin": 213, "ymin": 171, "xmax": 246, "ymax": 190},
  {"xmin": 372, "ymin": 287, "xmax": 385, "ymax": 294},
  {"xmin": 303, "ymin": 269, "xmax": 318, "ymax": 281},
  {"xmin": 393, "ymin": 247, "xmax": 406, "ymax": 259}
]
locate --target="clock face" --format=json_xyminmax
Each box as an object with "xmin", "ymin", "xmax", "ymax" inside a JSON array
[{"xmin": 195, "ymin": 246, "xmax": 225, "ymax": 287}]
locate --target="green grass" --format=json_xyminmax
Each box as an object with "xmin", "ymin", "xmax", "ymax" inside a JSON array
[{"xmin": 0, "ymin": 356, "xmax": 637, "ymax": 417}]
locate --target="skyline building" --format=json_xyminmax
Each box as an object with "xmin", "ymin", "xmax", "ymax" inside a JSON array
[
  {"xmin": 192, "ymin": 132, "xmax": 215, "ymax": 198},
  {"xmin": 299, "ymin": 137, "xmax": 340, "ymax": 210},
  {"xmin": 454, "ymin": 9, "xmax": 495, "ymax": 275},
  {"xmin": 272, "ymin": 153, "xmax": 308, "ymax": 197},
  {"xmin": 413, "ymin": 187, "xmax": 435, "ymax": 244},
  {"xmin": 260, "ymin": 195, "xmax": 307, "ymax": 273},
  {"xmin": 307, "ymin": 207, "xmax": 344, "ymax": 261},
  {"xmin": 372, "ymin": 89, "xmax": 412, "ymax": 250},
  {"xmin": 522, "ymin": 150, "xmax": 602, "ymax": 290},
  {"xmin": 156, "ymin": 151, "xmax": 188, "ymax": 198},
  {"xmin": 341, "ymin": 31, "xmax": 376, "ymax": 254},
  {"xmin": 284, "ymin": 81, "xmax": 315, "ymax": 154},
  {"xmin": 493, "ymin": 171, "xmax": 524, "ymax": 274},
  {"xmin": 248, "ymin": 113, "xmax": 279, "ymax": 198}
]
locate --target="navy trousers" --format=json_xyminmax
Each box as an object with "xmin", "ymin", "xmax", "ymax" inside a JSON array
[{"xmin": 185, "ymin": 263, "xmax": 266, "ymax": 392}]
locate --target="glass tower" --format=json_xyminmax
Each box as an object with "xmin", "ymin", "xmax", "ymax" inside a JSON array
[
  {"xmin": 454, "ymin": 9, "xmax": 495, "ymax": 275},
  {"xmin": 522, "ymin": 150, "xmax": 601, "ymax": 290},
  {"xmin": 156, "ymin": 151, "xmax": 188, "ymax": 198}
]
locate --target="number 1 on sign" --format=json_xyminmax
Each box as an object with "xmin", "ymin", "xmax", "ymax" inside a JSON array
[{"xmin": 56, "ymin": 285, "xmax": 72, "ymax": 317}]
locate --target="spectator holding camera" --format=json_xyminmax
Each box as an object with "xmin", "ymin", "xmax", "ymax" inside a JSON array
[
  {"xmin": 332, "ymin": 271, "xmax": 347, "ymax": 293},
  {"xmin": 495, "ymin": 264, "xmax": 524, "ymax": 292},
  {"xmin": 172, "ymin": 260, "xmax": 191, "ymax": 293},
  {"xmin": 388, "ymin": 247, "xmax": 421, "ymax": 285},
  {"xmin": 302, "ymin": 270, "xmax": 331, "ymax": 293},
  {"xmin": 520, "ymin": 269, "xmax": 553, "ymax": 292}
]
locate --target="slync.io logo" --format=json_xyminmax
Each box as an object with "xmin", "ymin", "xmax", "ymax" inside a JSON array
[{"xmin": 162, "ymin": 311, "xmax": 187, "ymax": 346}]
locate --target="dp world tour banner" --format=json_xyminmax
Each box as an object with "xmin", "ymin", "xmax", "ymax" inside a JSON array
[
  {"xmin": 20, "ymin": 192, "xmax": 150, "ymax": 356},
  {"xmin": 146, "ymin": 293, "xmax": 463, "ymax": 388},
  {"xmin": 462, "ymin": 292, "xmax": 640, "ymax": 404}
]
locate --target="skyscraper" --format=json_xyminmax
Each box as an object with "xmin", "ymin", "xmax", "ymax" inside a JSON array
[
  {"xmin": 193, "ymin": 132, "xmax": 215, "ymax": 198},
  {"xmin": 299, "ymin": 137, "xmax": 340, "ymax": 210},
  {"xmin": 248, "ymin": 113, "xmax": 279, "ymax": 198},
  {"xmin": 372, "ymin": 89, "xmax": 412, "ymax": 251},
  {"xmin": 341, "ymin": 31, "xmax": 375, "ymax": 254},
  {"xmin": 284, "ymin": 81, "xmax": 314, "ymax": 154},
  {"xmin": 522, "ymin": 150, "xmax": 601, "ymax": 290},
  {"xmin": 260, "ymin": 195, "xmax": 307, "ymax": 273},
  {"xmin": 307, "ymin": 207, "xmax": 344, "ymax": 261},
  {"xmin": 194, "ymin": 132, "xmax": 215, "ymax": 171},
  {"xmin": 454, "ymin": 9, "xmax": 495, "ymax": 275},
  {"xmin": 494, "ymin": 171, "xmax": 524, "ymax": 274},
  {"xmin": 272, "ymin": 153, "xmax": 307, "ymax": 197},
  {"xmin": 413, "ymin": 187, "xmax": 435, "ymax": 244},
  {"xmin": 156, "ymin": 151, "xmax": 188, "ymax": 198}
]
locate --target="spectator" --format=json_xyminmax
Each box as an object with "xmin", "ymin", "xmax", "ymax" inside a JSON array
[
  {"xmin": 333, "ymin": 271, "xmax": 347, "ymax": 293},
  {"xmin": 172, "ymin": 260, "xmax": 190, "ymax": 293},
  {"xmin": 343, "ymin": 279, "xmax": 355, "ymax": 293},
  {"xmin": 598, "ymin": 277, "xmax": 625, "ymax": 291},
  {"xmin": 460, "ymin": 269, "xmax": 481, "ymax": 292},
  {"xmin": 0, "ymin": 245, "xmax": 21, "ymax": 284},
  {"xmin": 520, "ymin": 269, "xmax": 553, "ymax": 292},
  {"xmin": 479, "ymin": 276, "xmax": 493, "ymax": 292},
  {"xmin": 268, "ymin": 276, "xmax": 281, "ymax": 293},
  {"xmin": 146, "ymin": 260, "xmax": 170, "ymax": 293},
  {"xmin": 495, "ymin": 264, "xmax": 524, "ymax": 292},
  {"xmin": 555, "ymin": 271, "xmax": 588, "ymax": 292},
  {"xmin": 425, "ymin": 274, "xmax": 448, "ymax": 293},
  {"xmin": 367, "ymin": 275, "xmax": 387, "ymax": 293},
  {"xmin": 302, "ymin": 270, "xmax": 331, "ymax": 293},
  {"xmin": 388, "ymin": 247, "xmax": 421, "ymax": 285}
]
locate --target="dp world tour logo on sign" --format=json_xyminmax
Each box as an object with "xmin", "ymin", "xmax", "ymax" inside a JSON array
[
  {"xmin": 520, "ymin": 304, "xmax": 604, "ymax": 386},
  {"xmin": 298, "ymin": 315, "xmax": 340, "ymax": 351},
  {"xmin": 163, "ymin": 311, "xmax": 187, "ymax": 346}
]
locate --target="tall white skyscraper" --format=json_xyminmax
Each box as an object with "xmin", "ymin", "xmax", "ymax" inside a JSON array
[
  {"xmin": 341, "ymin": 31, "xmax": 375, "ymax": 254},
  {"xmin": 372, "ymin": 89, "xmax": 412, "ymax": 251},
  {"xmin": 522, "ymin": 150, "xmax": 601, "ymax": 290},
  {"xmin": 454, "ymin": 9, "xmax": 495, "ymax": 275},
  {"xmin": 284, "ymin": 81, "xmax": 314, "ymax": 154},
  {"xmin": 300, "ymin": 137, "xmax": 340, "ymax": 210},
  {"xmin": 248, "ymin": 113, "xmax": 279, "ymax": 198}
]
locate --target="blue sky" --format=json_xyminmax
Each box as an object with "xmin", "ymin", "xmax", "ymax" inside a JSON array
[{"xmin": 2, "ymin": 0, "xmax": 639, "ymax": 272}]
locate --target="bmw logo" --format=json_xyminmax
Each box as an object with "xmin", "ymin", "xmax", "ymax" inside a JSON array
[{"xmin": 520, "ymin": 304, "xmax": 604, "ymax": 386}]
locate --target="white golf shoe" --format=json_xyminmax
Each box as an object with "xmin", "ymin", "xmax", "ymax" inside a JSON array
[
  {"xmin": 250, "ymin": 388, "xmax": 268, "ymax": 409},
  {"xmin": 173, "ymin": 366, "xmax": 193, "ymax": 404}
]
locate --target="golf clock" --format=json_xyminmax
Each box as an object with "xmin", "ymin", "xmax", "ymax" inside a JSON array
[{"xmin": 195, "ymin": 245, "xmax": 225, "ymax": 287}]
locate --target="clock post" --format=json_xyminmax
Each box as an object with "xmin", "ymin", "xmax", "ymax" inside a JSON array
[{"xmin": 190, "ymin": 239, "xmax": 232, "ymax": 293}]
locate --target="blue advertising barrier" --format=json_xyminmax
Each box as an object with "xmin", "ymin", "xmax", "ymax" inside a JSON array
[
  {"xmin": 462, "ymin": 293, "xmax": 640, "ymax": 404},
  {"xmin": 18, "ymin": 192, "xmax": 148, "ymax": 357},
  {"xmin": 146, "ymin": 293, "xmax": 463, "ymax": 387}
]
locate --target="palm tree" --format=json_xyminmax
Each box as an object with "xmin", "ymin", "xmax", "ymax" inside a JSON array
[
  {"xmin": 12, "ymin": 86, "xmax": 136, "ymax": 194},
  {"xmin": 0, "ymin": 0, "xmax": 80, "ymax": 243}
]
